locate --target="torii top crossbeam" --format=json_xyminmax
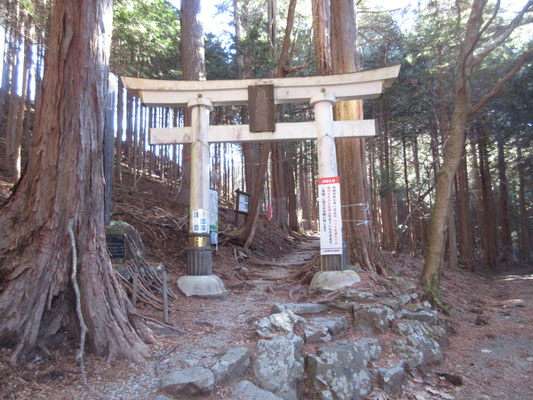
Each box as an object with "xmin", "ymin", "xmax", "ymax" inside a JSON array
[{"xmin": 122, "ymin": 65, "xmax": 400, "ymax": 107}]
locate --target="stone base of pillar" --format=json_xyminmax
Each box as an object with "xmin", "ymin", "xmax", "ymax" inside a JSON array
[
  {"xmin": 309, "ymin": 270, "xmax": 361, "ymax": 292},
  {"xmin": 187, "ymin": 233, "xmax": 212, "ymax": 275},
  {"xmin": 177, "ymin": 275, "xmax": 229, "ymax": 299}
]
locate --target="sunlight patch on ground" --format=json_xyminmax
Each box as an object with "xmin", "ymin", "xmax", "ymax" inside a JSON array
[{"xmin": 501, "ymin": 274, "xmax": 533, "ymax": 281}]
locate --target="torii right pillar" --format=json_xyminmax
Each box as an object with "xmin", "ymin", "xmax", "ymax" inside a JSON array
[{"xmin": 309, "ymin": 91, "xmax": 361, "ymax": 292}]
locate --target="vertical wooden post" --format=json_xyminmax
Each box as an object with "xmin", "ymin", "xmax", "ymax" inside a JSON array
[
  {"xmin": 187, "ymin": 96, "xmax": 213, "ymax": 276},
  {"xmin": 162, "ymin": 268, "xmax": 169, "ymax": 324},
  {"xmin": 311, "ymin": 92, "xmax": 343, "ymax": 271}
]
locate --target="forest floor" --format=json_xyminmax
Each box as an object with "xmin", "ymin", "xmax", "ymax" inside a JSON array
[{"xmin": 0, "ymin": 172, "xmax": 532, "ymax": 400}]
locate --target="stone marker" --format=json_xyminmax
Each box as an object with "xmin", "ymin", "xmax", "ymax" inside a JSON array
[
  {"xmin": 160, "ymin": 366, "xmax": 214, "ymax": 397},
  {"xmin": 211, "ymin": 347, "xmax": 251, "ymax": 385},
  {"xmin": 253, "ymin": 333, "xmax": 304, "ymax": 400}
]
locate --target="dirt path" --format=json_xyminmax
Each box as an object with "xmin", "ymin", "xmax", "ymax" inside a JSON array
[
  {"xmin": 0, "ymin": 237, "xmax": 320, "ymax": 400},
  {"xmin": 440, "ymin": 265, "xmax": 533, "ymax": 400}
]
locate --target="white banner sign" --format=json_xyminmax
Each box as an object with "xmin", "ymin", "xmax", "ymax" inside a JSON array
[
  {"xmin": 191, "ymin": 209, "xmax": 209, "ymax": 233},
  {"xmin": 210, "ymin": 189, "xmax": 218, "ymax": 231},
  {"xmin": 318, "ymin": 177, "xmax": 343, "ymax": 255}
]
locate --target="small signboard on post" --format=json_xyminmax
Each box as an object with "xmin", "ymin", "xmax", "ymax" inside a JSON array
[
  {"xmin": 235, "ymin": 190, "xmax": 249, "ymax": 214},
  {"xmin": 234, "ymin": 189, "xmax": 250, "ymax": 226},
  {"xmin": 210, "ymin": 189, "xmax": 218, "ymax": 247},
  {"xmin": 318, "ymin": 177, "xmax": 342, "ymax": 255}
]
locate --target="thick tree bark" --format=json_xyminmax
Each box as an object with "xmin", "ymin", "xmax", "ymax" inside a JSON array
[
  {"xmin": 517, "ymin": 146, "xmax": 530, "ymax": 263},
  {"xmin": 115, "ymin": 79, "xmax": 124, "ymax": 184},
  {"xmin": 477, "ymin": 128, "xmax": 498, "ymax": 267},
  {"xmin": 402, "ymin": 137, "xmax": 414, "ymax": 253},
  {"xmin": 330, "ymin": 0, "xmax": 383, "ymax": 273},
  {"xmin": 455, "ymin": 147, "xmax": 474, "ymax": 265},
  {"xmin": 496, "ymin": 136, "xmax": 512, "ymax": 262},
  {"xmin": 312, "ymin": 0, "xmax": 331, "ymax": 76},
  {"xmin": 13, "ymin": 14, "xmax": 33, "ymax": 183},
  {"xmin": 237, "ymin": 143, "xmax": 271, "ymax": 249},
  {"xmin": 0, "ymin": 0, "xmax": 152, "ymax": 362},
  {"xmin": 412, "ymin": 137, "xmax": 426, "ymax": 251},
  {"xmin": 287, "ymin": 145, "xmax": 299, "ymax": 232},
  {"xmin": 175, "ymin": 0, "xmax": 206, "ymax": 206}
]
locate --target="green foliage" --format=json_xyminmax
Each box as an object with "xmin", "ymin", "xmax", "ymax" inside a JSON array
[
  {"xmin": 111, "ymin": 0, "xmax": 180, "ymax": 79},
  {"xmin": 205, "ymin": 33, "xmax": 237, "ymax": 80}
]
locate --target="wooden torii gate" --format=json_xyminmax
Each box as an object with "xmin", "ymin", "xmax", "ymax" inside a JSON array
[{"xmin": 122, "ymin": 65, "xmax": 400, "ymax": 297}]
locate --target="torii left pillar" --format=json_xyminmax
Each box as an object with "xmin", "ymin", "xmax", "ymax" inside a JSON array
[{"xmin": 177, "ymin": 95, "xmax": 228, "ymax": 299}]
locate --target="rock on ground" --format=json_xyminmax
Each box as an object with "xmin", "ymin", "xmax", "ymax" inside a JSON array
[
  {"xmin": 396, "ymin": 309, "xmax": 438, "ymax": 325},
  {"xmin": 374, "ymin": 360, "xmax": 407, "ymax": 394},
  {"xmin": 255, "ymin": 310, "xmax": 305, "ymax": 337},
  {"xmin": 160, "ymin": 366, "xmax": 214, "ymax": 397},
  {"xmin": 308, "ymin": 316, "xmax": 349, "ymax": 336},
  {"xmin": 211, "ymin": 347, "xmax": 251, "ymax": 385},
  {"xmin": 304, "ymin": 322, "xmax": 331, "ymax": 344},
  {"xmin": 307, "ymin": 342, "xmax": 373, "ymax": 400},
  {"xmin": 337, "ymin": 338, "xmax": 382, "ymax": 362},
  {"xmin": 230, "ymin": 380, "xmax": 282, "ymax": 400},
  {"xmin": 253, "ymin": 333, "xmax": 304, "ymax": 400},
  {"xmin": 392, "ymin": 320, "xmax": 443, "ymax": 371},
  {"xmin": 353, "ymin": 304, "xmax": 395, "ymax": 334},
  {"xmin": 271, "ymin": 303, "xmax": 327, "ymax": 315}
]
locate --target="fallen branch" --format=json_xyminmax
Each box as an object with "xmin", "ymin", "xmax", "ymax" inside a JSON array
[{"xmin": 155, "ymin": 343, "xmax": 180, "ymax": 377}]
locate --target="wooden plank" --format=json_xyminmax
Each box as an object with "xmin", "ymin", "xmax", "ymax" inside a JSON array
[
  {"xmin": 135, "ymin": 81, "xmax": 384, "ymax": 107},
  {"xmin": 122, "ymin": 65, "xmax": 400, "ymax": 107},
  {"xmin": 248, "ymin": 85, "xmax": 275, "ymax": 132},
  {"xmin": 150, "ymin": 120, "xmax": 377, "ymax": 145}
]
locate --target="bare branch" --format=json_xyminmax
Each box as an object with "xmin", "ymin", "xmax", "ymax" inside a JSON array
[
  {"xmin": 470, "ymin": 0, "xmax": 533, "ymax": 69},
  {"xmin": 469, "ymin": 48, "xmax": 533, "ymax": 115}
]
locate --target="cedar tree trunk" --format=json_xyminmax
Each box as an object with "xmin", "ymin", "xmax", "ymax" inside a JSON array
[
  {"xmin": 0, "ymin": 0, "xmax": 152, "ymax": 362},
  {"xmin": 331, "ymin": 0, "xmax": 383, "ymax": 273}
]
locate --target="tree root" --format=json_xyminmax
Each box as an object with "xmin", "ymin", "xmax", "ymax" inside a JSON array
[
  {"xmin": 420, "ymin": 273, "xmax": 450, "ymax": 316},
  {"xmin": 68, "ymin": 219, "xmax": 87, "ymax": 384}
]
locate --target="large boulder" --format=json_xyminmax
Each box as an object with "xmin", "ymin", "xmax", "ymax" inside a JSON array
[
  {"xmin": 160, "ymin": 366, "xmax": 214, "ymax": 397},
  {"xmin": 255, "ymin": 310, "xmax": 305, "ymax": 338},
  {"xmin": 230, "ymin": 381, "xmax": 282, "ymax": 400},
  {"xmin": 211, "ymin": 347, "xmax": 251, "ymax": 385},
  {"xmin": 353, "ymin": 304, "xmax": 395, "ymax": 334},
  {"xmin": 391, "ymin": 320, "xmax": 443, "ymax": 371},
  {"xmin": 253, "ymin": 333, "xmax": 304, "ymax": 400},
  {"xmin": 306, "ymin": 342, "xmax": 373, "ymax": 400}
]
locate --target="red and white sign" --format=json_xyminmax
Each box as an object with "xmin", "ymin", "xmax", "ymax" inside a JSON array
[{"xmin": 318, "ymin": 176, "xmax": 342, "ymax": 255}]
